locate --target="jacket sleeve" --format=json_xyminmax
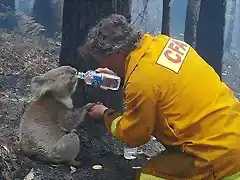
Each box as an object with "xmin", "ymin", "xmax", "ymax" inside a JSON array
[{"xmin": 104, "ymin": 82, "xmax": 157, "ymax": 148}]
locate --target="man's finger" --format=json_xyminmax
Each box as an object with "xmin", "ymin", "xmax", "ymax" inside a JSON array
[
  {"xmin": 101, "ymin": 86, "xmax": 109, "ymax": 91},
  {"xmin": 95, "ymin": 68, "xmax": 115, "ymax": 75},
  {"xmin": 88, "ymin": 111, "xmax": 94, "ymax": 116},
  {"xmin": 95, "ymin": 68, "xmax": 106, "ymax": 72},
  {"xmin": 96, "ymin": 68, "xmax": 109, "ymax": 73}
]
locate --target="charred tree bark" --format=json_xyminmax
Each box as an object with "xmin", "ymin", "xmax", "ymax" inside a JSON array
[
  {"xmin": 195, "ymin": 0, "xmax": 226, "ymax": 78},
  {"xmin": 184, "ymin": 0, "xmax": 201, "ymax": 48},
  {"xmin": 0, "ymin": 0, "xmax": 16, "ymax": 30},
  {"xmin": 161, "ymin": 0, "xmax": 172, "ymax": 35},
  {"xmin": 60, "ymin": 0, "xmax": 131, "ymax": 110},
  {"xmin": 32, "ymin": 0, "xmax": 55, "ymax": 37}
]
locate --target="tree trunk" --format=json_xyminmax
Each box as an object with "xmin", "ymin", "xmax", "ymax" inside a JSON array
[
  {"xmin": 0, "ymin": 0, "xmax": 15, "ymax": 11},
  {"xmin": 59, "ymin": 2, "xmax": 133, "ymax": 177},
  {"xmin": 195, "ymin": 0, "xmax": 226, "ymax": 78},
  {"xmin": 15, "ymin": 0, "xmax": 34, "ymax": 15},
  {"xmin": 32, "ymin": 0, "xmax": 63, "ymax": 37},
  {"xmin": 54, "ymin": 0, "xmax": 64, "ymax": 33},
  {"xmin": 224, "ymin": 0, "xmax": 236, "ymax": 52},
  {"xmin": 184, "ymin": 0, "xmax": 201, "ymax": 48},
  {"xmin": 0, "ymin": 0, "xmax": 16, "ymax": 30},
  {"xmin": 161, "ymin": 0, "xmax": 172, "ymax": 35},
  {"xmin": 60, "ymin": 0, "xmax": 131, "ymax": 110}
]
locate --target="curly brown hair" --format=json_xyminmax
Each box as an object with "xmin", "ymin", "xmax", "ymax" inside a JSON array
[{"xmin": 79, "ymin": 14, "xmax": 142, "ymax": 61}]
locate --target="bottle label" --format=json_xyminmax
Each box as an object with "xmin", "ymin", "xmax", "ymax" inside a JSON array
[{"xmin": 91, "ymin": 74, "xmax": 103, "ymax": 87}]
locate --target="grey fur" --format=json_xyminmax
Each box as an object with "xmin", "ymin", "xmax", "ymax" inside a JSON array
[{"xmin": 19, "ymin": 66, "xmax": 94, "ymax": 167}]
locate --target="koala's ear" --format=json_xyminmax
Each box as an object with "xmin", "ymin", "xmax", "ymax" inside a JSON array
[{"xmin": 31, "ymin": 75, "xmax": 50, "ymax": 100}]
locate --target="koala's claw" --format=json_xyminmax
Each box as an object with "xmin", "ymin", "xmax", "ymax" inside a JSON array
[
  {"xmin": 85, "ymin": 103, "xmax": 95, "ymax": 111},
  {"xmin": 76, "ymin": 103, "xmax": 95, "ymax": 123}
]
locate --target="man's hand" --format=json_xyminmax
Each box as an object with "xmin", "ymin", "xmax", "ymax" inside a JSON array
[
  {"xmin": 95, "ymin": 68, "xmax": 116, "ymax": 75},
  {"xmin": 88, "ymin": 104, "xmax": 108, "ymax": 119}
]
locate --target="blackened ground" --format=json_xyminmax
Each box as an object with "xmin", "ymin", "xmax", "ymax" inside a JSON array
[
  {"xmin": 0, "ymin": 27, "xmax": 164, "ymax": 180},
  {"xmin": 0, "ymin": 67, "xmax": 162, "ymax": 180}
]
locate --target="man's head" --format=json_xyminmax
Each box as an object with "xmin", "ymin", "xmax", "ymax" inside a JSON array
[{"xmin": 80, "ymin": 14, "xmax": 142, "ymax": 77}]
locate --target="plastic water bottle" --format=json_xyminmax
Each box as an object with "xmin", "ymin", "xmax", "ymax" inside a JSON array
[
  {"xmin": 121, "ymin": 104, "xmax": 139, "ymax": 160},
  {"xmin": 77, "ymin": 70, "xmax": 121, "ymax": 91}
]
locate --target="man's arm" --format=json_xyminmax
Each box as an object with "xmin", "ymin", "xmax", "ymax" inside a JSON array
[{"xmin": 103, "ymin": 82, "xmax": 157, "ymax": 147}]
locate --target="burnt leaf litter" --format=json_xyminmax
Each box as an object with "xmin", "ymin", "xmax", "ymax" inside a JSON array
[{"xmin": 0, "ymin": 14, "xmax": 165, "ymax": 180}]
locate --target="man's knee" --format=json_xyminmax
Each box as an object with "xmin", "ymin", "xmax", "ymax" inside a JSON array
[{"xmin": 135, "ymin": 150, "xmax": 196, "ymax": 180}]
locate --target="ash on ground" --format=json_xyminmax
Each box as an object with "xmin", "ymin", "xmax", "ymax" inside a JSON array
[{"xmin": 0, "ymin": 13, "xmax": 165, "ymax": 180}]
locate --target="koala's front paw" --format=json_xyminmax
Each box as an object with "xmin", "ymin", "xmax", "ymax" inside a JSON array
[
  {"xmin": 77, "ymin": 103, "xmax": 95, "ymax": 123},
  {"xmin": 85, "ymin": 103, "xmax": 95, "ymax": 111}
]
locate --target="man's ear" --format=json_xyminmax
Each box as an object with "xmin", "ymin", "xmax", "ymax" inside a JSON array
[
  {"xmin": 31, "ymin": 75, "xmax": 50, "ymax": 100},
  {"xmin": 117, "ymin": 50, "xmax": 128, "ymax": 58}
]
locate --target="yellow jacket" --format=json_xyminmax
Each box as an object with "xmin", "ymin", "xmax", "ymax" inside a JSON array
[{"xmin": 104, "ymin": 34, "xmax": 240, "ymax": 179}]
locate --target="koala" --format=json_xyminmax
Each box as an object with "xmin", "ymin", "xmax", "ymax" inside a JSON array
[{"xmin": 19, "ymin": 66, "xmax": 93, "ymax": 167}]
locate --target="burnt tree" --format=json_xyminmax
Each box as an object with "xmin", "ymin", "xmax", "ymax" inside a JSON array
[
  {"xmin": 0, "ymin": 0, "xmax": 15, "ymax": 11},
  {"xmin": 59, "ymin": 2, "xmax": 135, "ymax": 179},
  {"xmin": 224, "ymin": 0, "xmax": 236, "ymax": 52},
  {"xmin": 184, "ymin": 0, "xmax": 201, "ymax": 48},
  {"xmin": 195, "ymin": 0, "xmax": 226, "ymax": 78},
  {"xmin": 60, "ymin": 0, "xmax": 131, "ymax": 109},
  {"xmin": 161, "ymin": 0, "xmax": 172, "ymax": 35},
  {"xmin": 0, "ymin": 0, "xmax": 16, "ymax": 30},
  {"xmin": 32, "ymin": 0, "xmax": 63, "ymax": 37}
]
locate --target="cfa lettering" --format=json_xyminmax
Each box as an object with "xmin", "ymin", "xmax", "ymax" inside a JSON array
[{"xmin": 163, "ymin": 39, "xmax": 188, "ymax": 63}]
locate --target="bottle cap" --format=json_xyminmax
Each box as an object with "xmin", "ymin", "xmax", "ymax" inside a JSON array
[{"xmin": 77, "ymin": 72, "xmax": 85, "ymax": 79}]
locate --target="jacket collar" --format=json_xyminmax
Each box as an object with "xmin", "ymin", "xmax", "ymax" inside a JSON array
[{"xmin": 124, "ymin": 33, "xmax": 154, "ymax": 88}]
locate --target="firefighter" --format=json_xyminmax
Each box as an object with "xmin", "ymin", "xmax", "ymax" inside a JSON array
[{"xmin": 81, "ymin": 14, "xmax": 240, "ymax": 180}]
